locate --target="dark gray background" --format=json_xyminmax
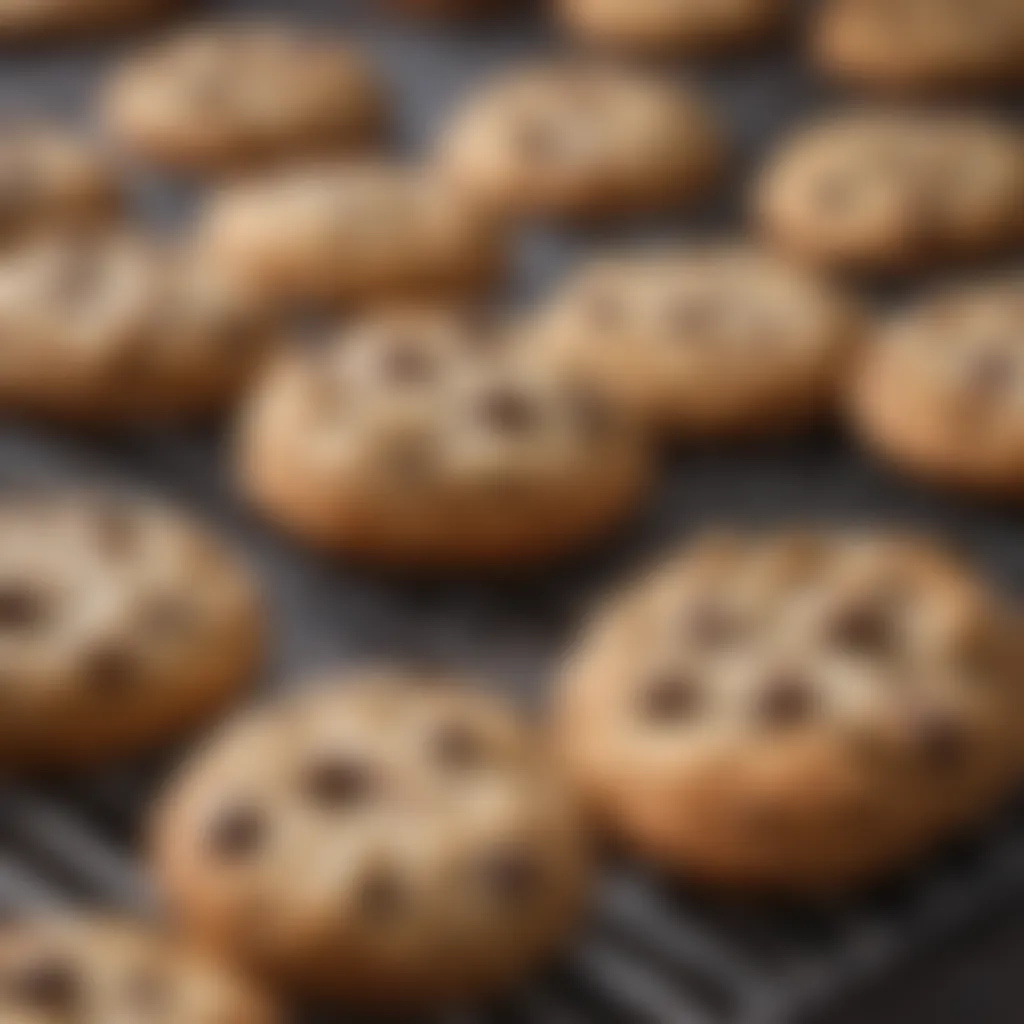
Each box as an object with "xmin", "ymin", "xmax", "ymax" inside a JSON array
[{"xmin": 0, "ymin": 2, "xmax": 1022, "ymax": 1023}]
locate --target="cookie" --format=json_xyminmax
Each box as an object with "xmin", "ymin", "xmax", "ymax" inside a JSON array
[
  {"xmin": 103, "ymin": 26, "xmax": 385, "ymax": 174},
  {"xmin": 754, "ymin": 113, "xmax": 1024, "ymax": 273},
  {"xmin": 559, "ymin": 0, "xmax": 787, "ymax": 57},
  {"xmin": 437, "ymin": 64, "xmax": 724, "ymax": 220},
  {"xmin": 814, "ymin": 0, "xmax": 1024, "ymax": 92},
  {"xmin": 202, "ymin": 163, "xmax": 504, "ymax": 308},
  {"xmin": 0, "ymin": 493, "xmax": 264, "ymax": 771},
  {"xmin": 850, "ymin": 275, "xmax": 1024, "ymax": 497},
  {"xmin": 0, "ymin": 918, "xmax": 277, "ymax": 1023},
  {"xmin": 0, "ymin": 230, "xmax": 276, "ymax": 425},
  {"xmin": 152, "ymin": 671, "xmax": 589, "ymax": 1009},
  {"xmin": 0, "ymin": 125, "xmax": 119, "ymax": 244},
  {"xmin": 236, "ymin": 309, "xmax": 651, "ymax": 568},
  {"xmin": 532, "ymin": 244, "xmax": 861, "ymax": 438},
  {"xmin": 557, "ymin": 531, "xmax": 1024, "ymax": 891},
  {"xmin": 0, "ymin": 0, "xmax": 174, "ymax": 40}
]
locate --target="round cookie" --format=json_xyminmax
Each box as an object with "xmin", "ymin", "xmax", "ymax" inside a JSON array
[
  {"xmin": 850, "ymin": 275, "xmax": 1024, "ymax": 497},
  {"xmin": 103, "ymin": 26, "xmax": 385, "ymax": 174},
  {"xmin": 0, "ymin": 230, "xmax": 277, "ymax": 425},
  {"xmin": 0, "ymin": 493, "xmax": 264, "ymax": 771},
  {"xmin": 437, "ymin": 64, "xmax": 724, "ymax": 220},
  {"xmin": 202, "ymin": 162, "xmax": 504, "ymax": 308},
  {"xmin": 152, "ymin": 671, "xmax": 589, "ymax": 1010},
  {"xmin": 559, "ymin": 0, "xmax": 788, "ymax": 57},
  {"xmin": 557, "ymin": 531, "xmax": 1024, "ymax": 891},
  {"xmin": 0, "ymin": 918, "xmax": 277, "ymax": 1024},
  {"xmin": 754, "ymin": 113, "xmax": 1024, "ymax": 273},
  {"xmin": 236, "ymin": 310, "xmax": 651, "ymax": 569},
  {"xmin": 0, "ymin": 125, "xmax": 119, "ymax": 245},
  {"xmin": 0, "ymin": 0, "xmax": 175, "ymax": 40},
  {"xmin": 532, "ymin": 244, "xmax": 861, "ymax": 438},
  {"xmin": 814, "ymin": 0, "xmax": 1024, "ymax": 93}
]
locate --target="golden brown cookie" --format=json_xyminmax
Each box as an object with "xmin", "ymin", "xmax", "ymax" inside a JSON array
[
  {"xmin": 152, "ymin": 671, "xmax": 589, "ymax": 1010},
  {"xmin": 557, "ymin": 530, "xmax": 1024, "ymax": 891},
  {"xmin": 0, "ymin": 493, "xmax": 264, "ymax": 771},
  {"xmin": 0, "ymin": 0, "xmax": 175, "ymax": 40},
  {"xmin": 814, "ymin": 0, "xmax": 1024, "ymax": 92},
  {"xmin": 754, "ymin": 112, "xmax": 1024, "ymax": 273},
  {"xmin": 0, "ymin": 918, "xmax": 278, "ymax": 1024},
  {"xmin": 850, "ymin": 275, "xmax": 1024, "ymax": 498},
  {"xmin": 0, "ymin": 230, "xmax": 277, "ymax": 425},
  {"xmin": 532, "ymin": 244, "xmax": 861, "ymax": 438},
  {"xmin": 235, "ymin": 309, "xmax": 652, "ymax": 568},
  {"xmin": 202, "ymin": 162, "xmax": 504, "ymax": 308},
  {"xmin": 559, "ymin": 0, "xmax": 788, "ymax": 56},
  {"xmin": 437, "ymin": 64, "xmax": 724, "ymax": 220},
  {"xmin": 103, "ymin": 25, "xmax": 385, "ymax": 174}
]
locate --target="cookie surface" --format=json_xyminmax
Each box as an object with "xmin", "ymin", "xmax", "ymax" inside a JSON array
[
  {"xmin": 557, "ymin": 531, "xmax": 1024, "ymax": 891},
  {"xmin": 0, "ymin": 0, "xmax": 173, "ymax": 39},
  {"xmin": 203, "ymin": 163, "xmax": 503, "ymax": 307},
  {"xmin": 559, "ymin": 0, "xmax": 787, "ymax": 56},
  {"xmin": 153, "ymin": 671, "xmax": 589, "ymax": 1009},
  {"xmin": 103, "ymin": 25, "xmax": 384, "ymax": 173},
  {"xmin": 533, "ymin": 244, "xmax": 860, "ymax": 437},
  {"xmin": 814, "ymin": 0, "xmax": 1024, "ymax": 92},
  {"xmin": 850, "ymin": 276, "xmax": 1024, "ymax": 497},
  {"xmin": 237, "ymin": 310, "xmax": 651, "ymax": 568},
  {"xmin": 0, "ymin": 125, "xmax": 119, "ymax": 244},
  {"xmin": 437, "ymin": 64, "xmax": 723, "ymax": 220},
  {"xmin": 0, "ymin": 493, "xmax": 264, "ymax": 771},
  {"xmin": 0, "ymin": 918, "xmax": 277, "ymax": 1023},
  {"xmin": 0, "ymin": 231, "xmax": 276, "ymax": 425},
  {"xmin": 755, "ymin": 113, "xmax": 1024, "ymax": 273}
]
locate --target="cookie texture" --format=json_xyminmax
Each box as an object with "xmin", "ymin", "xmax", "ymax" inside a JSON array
[
  {"xmin": 153, "ymin": 672, "xmax": 589, "ymax": 1009},
  {"xmin": 0, "ymin": 126, "xmax": 119, "ymax": 244},
  {"xmin": 0, "ymin": 918, "xmax": 277, "ymax": 1023},
  {"xmin": 203, "ymin": 163, "xmax": 503, "ymax": 307},
  {"xmin": 851, "ymin": 276, "xmax": 1024, "ymax": 497},
  {"xmin": 755, "ymin": 113, "xmax": 1024, "ymax": 273},
  {"xmin": 559, "ymin": 0, "xmax": 787, "ymax": 56},
  {"xmin": 557, "ymin": 531, "xmax": 1024, "ymax": 891},
  {"xmin": 0, "ymin": 493, "xmax": 264, "ymax": 771},
  {"xmin": 103, "ymin": 26, "xmax": 385, "ymax": 173},
  {"xmin": 438, "ymin": 64, "xmax": 723, "ymax": 220},
  {"xmin": 533, "ymin": 244, "xmax": 860, "ymax": 438},
  {"xmin": 814, "ymin": 0, "xmax": 1024, "ymax": 92},
  {"xmin": 237, "ymin": 310, "xmax": 651, "ymax": 568},
  {"xmin": 0, "ymin": 231, "xmax": 276, "ymax": 425},
  {"xmin": 0, "ymin": 0, "xmax": 174, "ymax": 39}
]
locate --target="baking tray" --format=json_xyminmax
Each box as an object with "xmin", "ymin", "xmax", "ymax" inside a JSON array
[{"xmin": 1, "ymin": 1, "xmax": 1023, "ymax": 1022}]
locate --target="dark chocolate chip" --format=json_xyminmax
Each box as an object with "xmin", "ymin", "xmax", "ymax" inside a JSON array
[
  {"xmin": 359, "ymin": 869, "xmax": 405, "ymax": 918},
  {"xmin": 301, "ymin": 756, "xmax": 376, "ymax": 809},
  {"xmin": 5, "ymin": 957, "xmax": 79, "ymax": 1011},
  {"xmin": 567, "ymin": 386, "xmax": 617, "ymax": 443},
  {"xmin": 756, "ymin": 672, "xmax": 815, "ymax": 728},
  {"xmin": 911, "ymin": 707, "xmax": 968, "ymax": 772},
  {"xmin": 206, "ymin": 804, "xmax": 266, "ymax": 860},
  {"xmin": 432, "ymin": 722, "xmax": 488, "ymax": 770},
  {"xmin": 480, "ymin": 847, "xmax": 541, "ymax": 903},
  {"xmin": 477, "ymin": 387, "xmax": 538, "ymax": 435},
  {"xmin": 638, "ymin": 673, "xmax": 703, "ymax": 724},
  {"xmin": 0, "ymin": 583, "xmax": 46, "ymax": 631},
  {"xmin": 827, "ymin": 601, "xmax": 898, "ymax": 658},
  {"xmin": 81, "ymin": 642, "xmax": 137, "ymax": 694}
]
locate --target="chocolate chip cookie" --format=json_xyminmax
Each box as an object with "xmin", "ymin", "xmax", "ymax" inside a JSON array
[
  {"xmin": 0, "ymin": 125, "xmax": 119, "ymax": 244},
  {"xmin": 557, "ymin": 530, "xmax": 1024, "ymax": 891},
  {"xmin": 755, "ymin": 112, "xmax": 1024, "ymax": 273},
  {"xmin": 814, "ymin": 0, "xmax": 1024, "ymax": 92},
  {"xmin": 103, "ymin": 25, "xmax": 385, "ymax": 173},
  {"xmin": 850, "ymin": 275, "xmax": 1024, "ymax": 497},
  {"xmin": 0, "ymin": 493, "xmax": 264, "ymax": 771},
  {"xmin": 0, "ymin": 918, "xmax": 278, "ymax": 1023},
  {"xmin": 0, "ymin": 230, "xmax": 276, "ymax": 425},
  {"xmin": 532, "ymin": 244, "xmax": 861, "ymax": 437},
  {"xmin": 438, "ymin": 64, "xmax": 724, "ymax": 220},
  {"xmin": 202, "ymin": 162, "xmax": 504, "ymax": 308},
  {"xmin": 236, "ymin": 309, "xmax": 651, "ymax": 568},
  {"xmin": 559, "ymin": 0, "xmax": 788, "ymax": 56},
  {"xmin": 152, "ymin": 671, "xmax": 589, "ymax": 1009}
]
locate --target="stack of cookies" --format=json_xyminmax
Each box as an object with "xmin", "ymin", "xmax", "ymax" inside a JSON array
[{"xmin": 0, "ymin": 0, "xmax": 1022, "ymax": 1018}]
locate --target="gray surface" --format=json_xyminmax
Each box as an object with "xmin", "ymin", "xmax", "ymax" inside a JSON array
[{"xmin": 1, "ymin": 2, "xmax": 1023, "ymax": 1023}]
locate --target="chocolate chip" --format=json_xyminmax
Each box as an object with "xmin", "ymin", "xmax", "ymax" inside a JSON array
[
  {"xmin": 567, "ymin": 386, "xmax": 617, "ymax": 443},
  {"xmin": 911, "ymin": 707, "xmax": 968, "ymax": 772},
  {"xmin": 756, "ymin": 672, "xmax": 814, "ymax": 728},
  {"xmin": 480, "ymin": 847, "xmax": 541, "ymax": 903},
  {"xmin": 638, "ymin": 674, "xmax": 703, "ymax": 724},
  {"xmin": 386, "ymin": 437, "xmax": 435, "ymax": 486},
  {"xmin": 0, "ymin": 583, "xmax": 46, "ymax": 631},
  {"xmin": 359, "ymin": 869, "xmax": 405, "ymax": 918},
  {"xmin": 432, "ymin": 722, "xmax": 488, "ymax": 770},
  {"xmin": 81, "ymin": 641, "xmax": 136, "ymax": 694},
  {"xmin": 477, "ymin": 387, "xmax": 538, "ymax": 435},
  {"xmin": 380, "ymin": 345, "xmax": 436, "ymax": 385},
  {"xmin": 827, "ymin": 601, "xmax": 898, "ymax": 658},
  {"xmin": 301, "ymin": 756, "xmax": 376, "ymax": 808},
  {"xmin": 5, "ymin": 957, "xmax": 79, "ymax": 1010},
  {"xmin": 206, "ymin": 804, "xmax": 265, "ymax": 860}
]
